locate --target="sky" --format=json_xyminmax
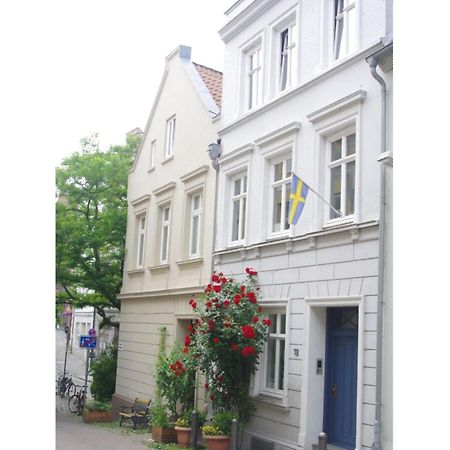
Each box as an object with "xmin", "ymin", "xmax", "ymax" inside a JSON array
[{"xmin": 4, "ymin": 0, "xmax": 231, "ymax": 167}]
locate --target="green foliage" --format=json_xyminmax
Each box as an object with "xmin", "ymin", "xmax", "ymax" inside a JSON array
[
  {"xmin": 89, "ymin": 343, "xmax": 118, "ymax": 402},
  {"xmin": 85, "ymin": 399, "xmax": 111, "ymax": 412},
  {"xmin": 189, "ymin": 270, "xmax": 268, "ymax": 423},
  {"xmin": 55, "ymin": 133, "xmax": 140, "ymax": 325},
  {"xmin": 148, "ymin": 403, "xmax": 173, "ymax": 429},
  {"xmin": 174, "ymin": 410, "xmax": 207, "ymax": 428},
  {"xmin": 210, "ymin": 412, "xmax": 235, "ymax": 436}
]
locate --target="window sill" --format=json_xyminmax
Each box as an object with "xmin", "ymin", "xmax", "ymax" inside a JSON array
[
  {"xmin": 251, "ymin": 393, "xmax": 290, "ymax": 411},
  {"xmin": 148, "ymin": 263, "xmax": 170, "ymax": 272},
  {"xmin": 176, "ymin": 258, "xmax": 203, "ymax": 268},
  {"xmin": 226, "ymin": 241, "xmax": 245, "ymax": 249},
  {"xmin": 323, "ymin": 216, "xmax": 355, "ymax": 230},
  {"xmin": 147, "ymin": 166, "xmax": 155, "ymax": 173},
  {"xmin": 161, "ymin": 155, "xmax": 174, "ymax": 165},
  {"xmin": 127, "ymin": 268, "xmax": 145, "ymax": 275},
  {"xmin": 266, "ymin": 231, "xmax": 290, "ymax": 242}
]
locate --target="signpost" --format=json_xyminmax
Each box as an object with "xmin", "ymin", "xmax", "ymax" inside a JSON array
[{"xmin": 79, "ymin": 335, "xmax": 97, "ymax": 349}]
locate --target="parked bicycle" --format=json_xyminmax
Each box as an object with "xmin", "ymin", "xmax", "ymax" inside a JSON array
[
  {"xmin": 68, "ymin": 385, "xmax": 88, "ymax": 416},
  {"xmin": 56, "ymin": 373, "xmax": 76, "ymax": 398}
]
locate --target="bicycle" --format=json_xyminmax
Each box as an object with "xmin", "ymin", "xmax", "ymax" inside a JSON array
[
  {"xmin": 56, "ymin": 373, "xmax": 76, "ymax": 398},
  {"xmin": 68, "ymin": 385, "xmax": 88, "ymax": 415}
]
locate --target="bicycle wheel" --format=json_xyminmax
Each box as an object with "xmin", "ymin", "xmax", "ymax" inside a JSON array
[
  {"xmin": 68, "ymin": 394, "xmax": 79, "ymax": 414},
  {"xmin": 67, "ymin": 382, "xmax": 76, "ymax": 397}
]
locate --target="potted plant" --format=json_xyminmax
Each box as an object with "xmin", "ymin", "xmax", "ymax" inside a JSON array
[
  {"xmin": 83, "ymin": 400, "xmax": 113, "ymax": 423},
  {"xmin": 202, "ymin": 412, "xmax": 235, "ymax": 450},
  {"xmin": 148, "ymin": 402, "xmax": 177, "ymax": 443},
  {"xmin": 174, "ymin": 410, "xmax": 207, "ymax": 448}
]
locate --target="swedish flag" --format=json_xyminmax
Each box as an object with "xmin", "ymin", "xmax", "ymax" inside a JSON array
[{"xmin": 288, "ymin": 173, "xmax": 309, "ymax": 225}]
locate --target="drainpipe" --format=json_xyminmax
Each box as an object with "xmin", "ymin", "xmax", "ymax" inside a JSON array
[{"xmin": 366, "ymin": 53, "xmax": 387, "ymax": 450}]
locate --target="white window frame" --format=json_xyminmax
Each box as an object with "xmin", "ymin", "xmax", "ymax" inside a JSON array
[
  {"xmin": 325, "ymin": 126, "xmax": 356, "ymax": 225},
  {"xmin": 136, "ymin": 214, "xmax": 146, "ymax": 268},
  {"xmin": 165, "ymin": 115, "xmax": 176, "ymax": 158},
  {"xmin": 188, "ymin": 192, "xmax": 203, "ymax": 258},
  {"xmin": 278, "ymin": 21, "xmax": 297, "ymax": 92},
  {"xmin": 229, "ymin": 172, "xmax": 248, "ymax": 244},
  {"xmin": 333, "ymin": 0, "xmax": 357, "ymax": 60},
  {"xmin": 159, "ymin": 204, "xmax": 171, "ymax": 263},
  {"xmin": 150, "ymin": 140, "xmax": 156, "ymax": 169},
  {"xmin": 269, "ymin": 153, "xmax": 292, "ymax": 236},
  {"xmin": 246, "ymin": 44, "xmax": 263, "ymax": 110}
]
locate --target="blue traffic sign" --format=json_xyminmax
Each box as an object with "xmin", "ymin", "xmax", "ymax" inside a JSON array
[{"xmin": 80, "ymin": 335, "xmax": 97, "ymax": 348}]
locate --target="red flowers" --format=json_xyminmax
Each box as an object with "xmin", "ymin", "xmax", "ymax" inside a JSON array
[
  {"xmin": 211, "ymin": 274, "xmax": 221, "ymax": 283},
  {"xmin": 258, "ymin": 306, "xmax": 264, "ymax": 313},
  {"xmin": 187, "ymin": 325, "xmax": 193, "ymax": 332},
  {"xmin": 239, "ymin": 285, "xmax": 245, "ymax": 292},
  {"xmin": 204, "ymin": 383, "xmax": 209, "ymax": 389},
  {"xmin": 245, "ymin": 291, "xmax": 257, "ymax": 304},
  {"xmin": 245, "ymin": 267, "xmax": 258, "ymax": 276},
  {"xmin": 241, "ymin": 346, "xmax": 256, "ymax": 358},
  {"xmin": 231, "ymin": 343, "xmax": 239, "ymax": 352},
  {"xmin": 213, "ymin": 285, "xmax": 222, "ymax": 293},
  {"xmin": 206, "ymin": 301, "xmax": 213, "ymax": 308},
  {"xmin": 233, "ymin": 294, "xmax": 241, "ymax": 305},
  {"xmin": 207, "ymin": 320, "xmax": 216, "ymax": 332},
  {"xmin": 252, "ymin": 316, "xmax": 259, "ymax": 323},
  {"xmin": 182, "ymin": 346, "xmax": 189, "ymax": 353},
  {"xmin": 213, "ymin": 337, "xmax": 220, "ymax": 344},
  {"xmin": 189, "ymin": 298, "xmax": 197, "ymax": 309},
  {"xmin": 223, "ymin": 300, "xmax": 230, "ymax": 308},
  {"xmin": 184, "ymin": 335, "xmax": 191, "ymax": 347},
  {"xmin": 169, "ymin": 360, "xmax": 186, "ymax": 376},
  {"xmin": 262, "ymin": 318, "xmax": 273, "ymax": 326},
  {"xmin": 242, "ymin": 325, "xmax": 256, "ymax": 339}
]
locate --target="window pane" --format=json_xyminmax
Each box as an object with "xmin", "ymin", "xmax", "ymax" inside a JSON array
[
  {"xmin": 163, "ymin": 207, "xmax": 170, "ymax": 222},
  {"xmin": 331, "ymin": 139, "xmax": 342, "ymax": 161},
  {"xmin": 278, "ymin": 339, "xmax": 285, "ymax": 390},
  {"xmin": 161, "ymin": 226, "xmax": 168, "ymax": 261},
  {"xmin": 334, "ymin": 17, "xmax": 344, "ymax": 59},
  {"xmin": 241, "ymin": 197, "xmax": 246, "ymax": 240},
  {"xmin": 232, "ymin": 200, "xmax": 240, "ymax": 241},
  {"xmin": 346, "ymin": 161, "xmax": 355, "ymax": 215},
  {"xmin": 284, "ymin": 182, "xmax": 291, "ymax": 230},
  {"xmin": 268, "ymin": 314, "xmax": 277, "ymax": 334},
  {"xmin": 140, "ymin": 217, "xmax": 145, "ymax": 230},
  {"xmin": 193, "ymin": 195, "xmax": 200, "ymax": 211},
  {"xmin": 280, "ymin": 314, "xmax": 286, "ymax": 334},
  {"xmin": 242, "ymin": 176, "xmax": 247, "ymax": 193},
  {"xmin": 191, "ymin": 216, "xmax": 199, "ymax": 255},
  {"xmin": 234, "ymin": 178, "xmax": 241, "ymax": 196},
  {"xmin": 274, "ymin": 162, "xmax": 283, "ymax": 182},
  {"xmin": 330, "ymin": 165, "xmax": 341, "ymax": 219},
  {"xmin": 286, "ymin": 158, "xmax": 292, "ymax": 177},
  {"xmin": 138, "ymin": 236, "xmax": 144, "ymax": 266},
  {"xmin": 272, "ymin": 186, "xmax": 282, "ymax": 232},
  {"xmin": 280, "ymin": 29, "xmax": 289, "ymax": 90},
  {"xmin": 346, "ymin": 133, "xmax": 356, "ymax": 155},
  {"xmin": 266, "ymin": 339, "xmax": 276, "ymax": 389}
]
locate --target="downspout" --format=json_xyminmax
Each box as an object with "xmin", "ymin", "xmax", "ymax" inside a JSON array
[{"xmin": 366, "ymin": 55, "xmax": 386, "ymax": 450}]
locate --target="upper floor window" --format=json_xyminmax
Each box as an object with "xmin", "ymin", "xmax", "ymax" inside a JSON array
[
  {"xmin": 189, "ymin": 193, "xmax": 202, "ymax": 258},
  {"xmin": 165, "ymin": 116, "xmax": 176, "ymax": 158},
  {"xmin": 246, "ymin": 45, "xmax": 263, "ymax": 110},
  {"xmin": 271, "ymin": 155, "xmax": 292, "ymax": 233},
  {"xmin": 231, "ymin": 173, "xmax": 247, "ymax": 243},
  {"xmin": 328, "ymin": 131, "xmax": 356, "ymax": 219},
  {"xmin": 279, "ymin": 22, "xmax": 297, "ymax": 92},
  {"xmin": 160, "ymin": 205, "xmax": 171, "ymax": 263},
  {"xmin": 333, "ymin": 0, "xmax": 357, "ymax": 60},
  {"xmin": 136, "ymin": 215, "xmax": 146, "ymax": 268},
  {"xmin": 150, "ymin": 140, "xmax": 156, "ymax": 169}
]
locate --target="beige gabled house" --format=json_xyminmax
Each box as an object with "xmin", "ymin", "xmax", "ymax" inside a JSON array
[{"xmin": 112, "ymin": 45, "xmax": 222, "ymax": 411}]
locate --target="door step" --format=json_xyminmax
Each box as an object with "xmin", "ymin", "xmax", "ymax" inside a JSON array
[{"xmin": 312, "ymin": 443, "xmax": 348, "ymax": 450}]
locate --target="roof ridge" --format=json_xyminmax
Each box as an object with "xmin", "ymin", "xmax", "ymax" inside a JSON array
[{"xmin": 192, "ymin": 61, "xmax": 223, "ymax": 75}]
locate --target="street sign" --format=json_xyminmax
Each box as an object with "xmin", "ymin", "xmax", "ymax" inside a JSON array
[
  {"xmin": 88, "ymin": 328, "xmax": 96, "ymax": 337},
  {"xmin": 79, "ymin": 335, "xmax": 97, "ymax": 348}
]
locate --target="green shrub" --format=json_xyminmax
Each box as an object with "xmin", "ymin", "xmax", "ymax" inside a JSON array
[
  {"xmin": 85, "ymin": 399, "xmax": 111, "ymax": 412},
  {"xmin": 149, "ymin": 403, "xmax": 174, "ymax": 429},
  {"xmin": 89, "ymin": 343, "xmax": 118, "ymax": 402}
]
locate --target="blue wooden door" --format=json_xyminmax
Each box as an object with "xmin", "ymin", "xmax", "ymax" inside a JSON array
[{"xmin": 324, "ymin": 308, "xmax": 358, "ymax": 450}]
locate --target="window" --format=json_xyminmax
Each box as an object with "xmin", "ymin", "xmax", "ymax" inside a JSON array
[
  {"xmin": 189, "ymin": 193, "xmax": 202, "ymax": 257},
  {"xmin": 271, "ymin": 156, "xmax": 292, "ymax": 233},
  {"xmin": 165, "ymin": 116, "xmax": 176, "ymax": 158},
  {"xmin": 264, "ymin": 311, "xmax": 287, "ymax": 393},
  {"xmin": 150, "ymin": 140, "xmax": 156, "ymax": 168},
  {"xmin": 230, "ymin": 173, "xmax": 247, "ymax": 242},
  {"xmin": 279, "ymin": 22, "xmax": 297, "ymax": 92},
  {"xmin": 328, "ymin": 131, "xmax": 356, "ymax": 219},
  {"xmin": 246, "ymin": 45, "xmax": 263, "ymax": 110},
  {"xmin": 160, "ymin": 205, "xmax": 171, "ymax": 263},
  {"xmin": 136, "ymin": 215, "xmax": 146, "ymax": 268},
  {"xmin": 333, "ymin": 0, "xmax": 357, "ymax": 60}
]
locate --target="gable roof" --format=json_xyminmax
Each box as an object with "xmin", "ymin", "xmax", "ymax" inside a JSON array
[{"xmin": 193, "ymin": 63, "xmax": 223, "ymax": 110}]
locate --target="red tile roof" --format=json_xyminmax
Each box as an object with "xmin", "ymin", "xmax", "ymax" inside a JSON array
[{"xmin": 193, "ymin": 63, "xmax": 223, "ymax": 110}]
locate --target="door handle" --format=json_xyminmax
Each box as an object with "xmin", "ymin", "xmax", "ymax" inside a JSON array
[{"xmin": 331, "ymin": 384, "xmax": 337, "ymax": 399}]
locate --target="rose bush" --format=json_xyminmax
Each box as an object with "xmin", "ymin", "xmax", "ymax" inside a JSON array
[{"xmin": 186, "ymin": 268, "xmax": 269, "ymax": 423}]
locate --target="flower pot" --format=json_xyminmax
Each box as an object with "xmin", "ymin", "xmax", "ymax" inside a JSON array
[
  {"xmin": 174, "ymin": 426, "xmax": 192, "ymax": 448},
  {"xmin": 151, "ymin": 425, "xmax": 177, "ymax": 443},
  {"xmin": 204, "ymin": 435, "xmax": 231, "ymax": 450},
  {"xmin": 82, "ymin": 410, "xmax": 113, "ymax": 423}
]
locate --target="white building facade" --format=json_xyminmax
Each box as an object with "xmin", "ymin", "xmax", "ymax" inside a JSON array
[{"xmin": 214, "ymin": 1, "xmax": 392, "ymax": 450}]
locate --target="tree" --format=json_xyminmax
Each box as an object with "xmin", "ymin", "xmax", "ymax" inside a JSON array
[{"xmin": 56, "ymin": 132, "xmax": 140, "ymax": 327}]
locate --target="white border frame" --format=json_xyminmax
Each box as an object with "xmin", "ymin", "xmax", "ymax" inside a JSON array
[{"xmin": 299, "ymin": 295, "xmax": 364, "ymax": 450}]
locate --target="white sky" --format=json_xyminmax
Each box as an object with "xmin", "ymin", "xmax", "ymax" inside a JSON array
[{"xmin": 4, "ymin": 0, "xmax": 231, "ymax": 166}]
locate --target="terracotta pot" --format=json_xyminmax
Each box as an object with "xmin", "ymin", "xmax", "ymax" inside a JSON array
[
  {"xmin": 174, "ymin": 426, "xmax": 192, "ymax": 448},
  {"xmin": 204, "ymin": 435, "xmax": 231, "ymax": 450},
  {"xmin": 83, "ymin": 410, "xmax": 113, "ymax": 423},
  {"xmin": 151, "ymin": 425, "xmax": 177, "ymax": 443}
]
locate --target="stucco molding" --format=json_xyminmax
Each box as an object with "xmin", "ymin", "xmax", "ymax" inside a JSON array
[
  {"xmin": 117, "ymin": 285, "xmax": 205, "ymax": 300},
  {"xmin": 176, "ymin": 258, "xmax": 204, "ymax": 268},
  {"xmin": 219, "ymin": 143, "xmax": 255, "ymax": 166},
  {"xmin": 152, "ymin": 181, "xmax": 176, "ymax": 197},
  {"xmin": 129, "ymin": 194, "xmax": 151, "ymax": 207},
  {"xmin": 255, "ymin": 121, "xmax": 301, "ymax": 148},
  {"xmin": 180, "ymin": 165, "xmax": 210, "ymax": 183}
]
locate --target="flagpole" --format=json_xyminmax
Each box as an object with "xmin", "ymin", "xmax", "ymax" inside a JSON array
[{"xmin": 292, "ymin": 173, "xmax": 342, "ymax": 218}]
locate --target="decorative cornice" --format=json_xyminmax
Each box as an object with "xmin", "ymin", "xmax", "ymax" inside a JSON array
[
  {"xmin": 255, "ymin": 121, "xmax": 301, "ymax": 147},
  {"xmin": 126, "ymin": 268, "xmax": 145, "ymax": 275},
  {"xmin": 306, "ymin": 90, "xmax": 366, "ymax": 124},
  {"xmin": 129, "ymin": 194, "xmax": 151, "ymax": 207},
  {"xmin": 153, "ymin": 181, "xmax": 176, "ymax": 197},
  {"xmin": 219, "ymin": 143, "xmax": 255, "ymax": 165},
  {"xmin": 148, "ymin": 263, "xmax": 170, "ymax": 272},
  {"xmin": 118, "ymin": 285, "xmax": 205, "ymax": 300},
  {"xmin": 180, "ymin": 165, "xmax": 210, "ymax": 183},
  {"xmin": 176, "ymin": 258, "xmax": 204, "ymax": 268}
]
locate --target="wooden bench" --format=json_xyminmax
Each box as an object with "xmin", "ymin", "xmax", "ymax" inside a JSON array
[{"xmin": 118, "ymin": 398, "xmax": 151, "ymax": 429}]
